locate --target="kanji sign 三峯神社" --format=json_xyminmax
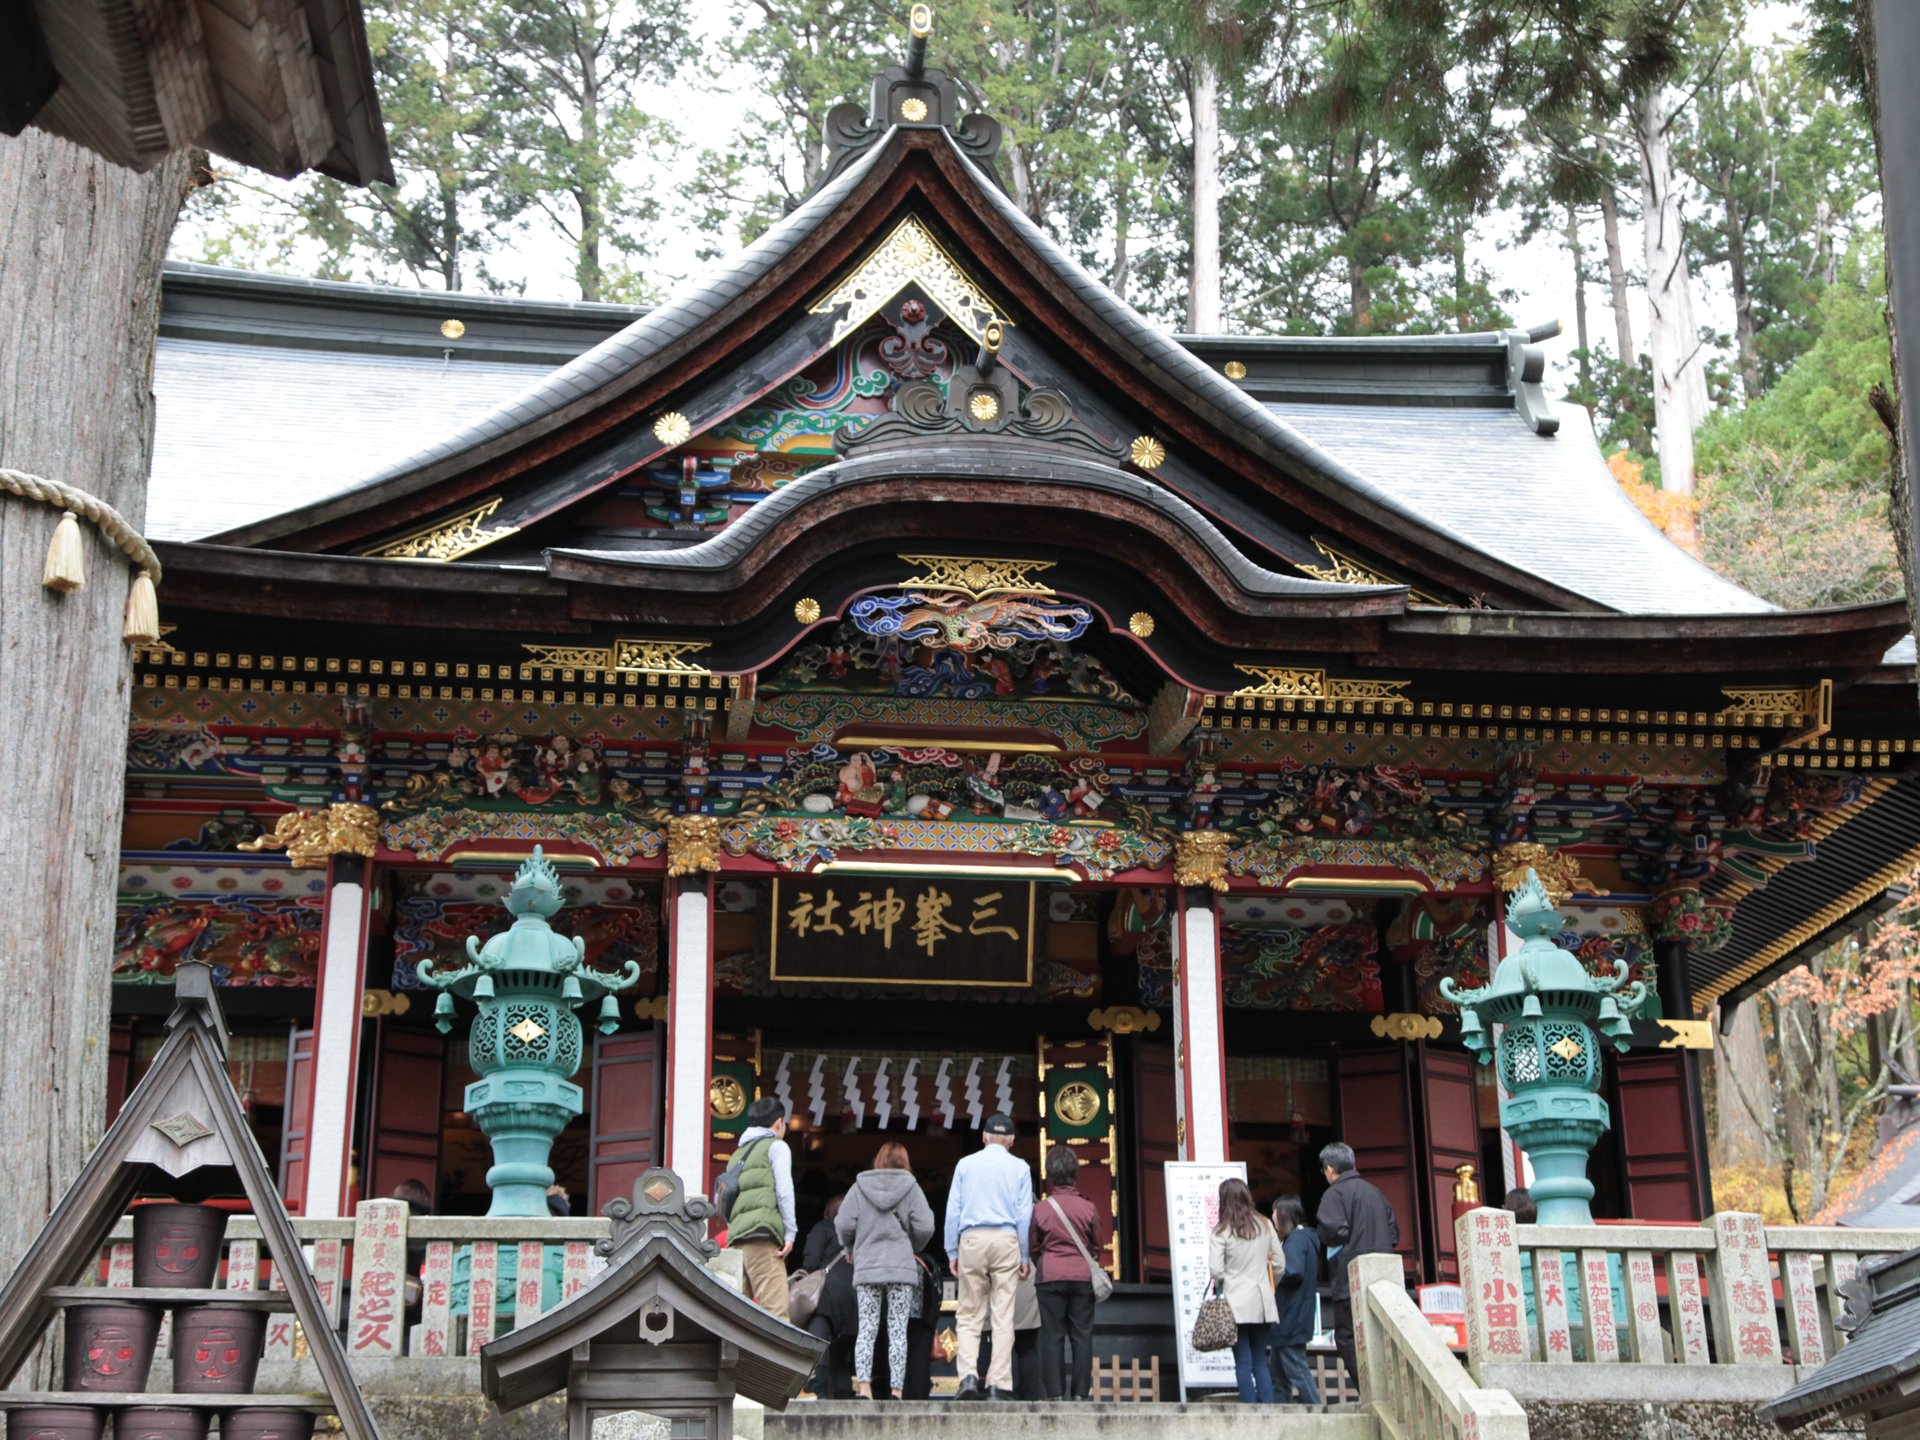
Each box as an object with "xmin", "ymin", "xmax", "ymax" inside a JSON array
[{"xmin": 770, "ymin": 876, "xmax": 1034, "ymax": 986}]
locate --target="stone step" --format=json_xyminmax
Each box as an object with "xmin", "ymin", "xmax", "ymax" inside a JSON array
[{"xmin": 764, "ymin": 1400, "xmax": 1377, "ymax": 1440}]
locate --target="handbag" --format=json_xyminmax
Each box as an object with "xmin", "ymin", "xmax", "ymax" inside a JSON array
[
  {"xmin": 1046, "ymin": 1196, "xmax": 1114, "ymax": 1303},
  {"xmin": 787, "ymin": 1252, "xmax": 841, "ymax": 1328},
  {"xmin": 1191, "ymin": 1281, "xmax": 1239, "ymax": 1353}
]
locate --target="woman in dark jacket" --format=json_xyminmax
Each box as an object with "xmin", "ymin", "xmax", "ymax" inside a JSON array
[
  {"xmin": 1272, "ymin": 1194, "xmax": 1321, "ymax": 1405},
  {"xmin": 799, "ymin": 1195, "xmax": 855, "ymax": 1398},
  {"xmin": 1028, "ymin": 1145, "xmax": 1105, "ymax": 1401},
  {"xmin": 836, "ymin": 1142, "xmax": 936, "ymax": 1400}
]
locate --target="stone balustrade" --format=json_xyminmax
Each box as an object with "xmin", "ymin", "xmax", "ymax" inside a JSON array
[
  {"xmin": 1352, "ymin": 1253, "xmax": 1529, "ymax": 1440},
  {"xmin": 1453, "ymin": 1207, "xmax": 1920, "ymax": 1403}
]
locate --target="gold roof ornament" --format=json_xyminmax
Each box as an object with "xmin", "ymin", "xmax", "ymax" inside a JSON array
[
  {"xmin": 1129, "ymin": 435, "xmax": 1167, "ymax": 469},
  {"xmin": 440, "ymin": 318, "xmax": 466, "ymax": 339},
  {"xmin": 1128, "ymin": 611, "xmax": 1156, "ymax": 638},
  {"xmin": 900, "ymin": 97, "xmax": 929, "ymax": 122},
  {"xmin": 794, "ymin": 597, "xmax": 822, "ymax": 624},
  {"xmin": 1224, "ymin": 360, "xmax": 1247, "ymax": 380},
  {"xmin": 809, "ymin": 214, "xmax": 1014, "ymax": 346},
  {"xmin": 653, "ymin": 412, "xmax": 693, "ymax": 447},
  {"xmin": 898, "ymin": 553, "xmax": 1056, "ymax": 599},
  {"xmin": 364, "ymin": 496, "xmax": 519, "ymax": 562}
]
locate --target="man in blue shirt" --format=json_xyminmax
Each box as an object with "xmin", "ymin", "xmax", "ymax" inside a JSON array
[{"xmin": 945, "ymin": 1113, "xmax": 1033, "ymax": 1400}]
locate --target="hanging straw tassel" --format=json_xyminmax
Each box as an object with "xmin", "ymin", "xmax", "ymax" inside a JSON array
[
  {"xmin": 123, "ymin": 568, "xmax": 160, "ymax": 644},
  {"xmin": 42, "ymin": 509, "xmax": 85, "ymax": 592}
]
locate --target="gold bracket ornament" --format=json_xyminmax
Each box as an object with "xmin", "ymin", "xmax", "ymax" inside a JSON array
[
  {"xmin": 239, "ymin": 802, "xmax": 379, "ymax": 868},
  {"xmin": 1657, "ymin": 1019, "xmax": 1715, "ymax": 1050},
  {"xmin": 520, "ymin": 638, "xmax": 712, "ymax": 677},
  {"xmin": 1492, "ymin": 842, "xmax": 1607, "ymax": 905},
  {"xmin": 1370, "ymin": 1013, "xmax": 1443, "ymax": 1042},
  {"xmin": 363, "ymin": 497, "xmax": 519, "ymax": 562},
  {"xmin": 666, "ymin": 814, "xmax": 723, "ymax": 878},
  {"xmin": 1230, "ymin": 664, "xmax": 1413, "ymax": 705},
  {"xmin": 1088, "ymin": 1006, "xmax": 1162, "ymax": 1035},
  {"xmin": 1174, "ymin": 829, "xmax": 1230, "ymax": 892},
  {"xmin": 898, "ymin": 553, "xmax": 1055, "ymax": 599},
  {"xmin": 361, "ymin": 990, "xmax": 411, "ymax": 1018}
]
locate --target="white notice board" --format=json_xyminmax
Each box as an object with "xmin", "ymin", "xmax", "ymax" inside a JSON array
[{"xmin": 1163, "ymin": 1159, "xmax": 1249, "ymax": 1400}]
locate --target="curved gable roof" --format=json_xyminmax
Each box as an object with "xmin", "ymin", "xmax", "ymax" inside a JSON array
[{"xmin": 157, "ymin": 123, "xmax": 1769, "ymax": 618}]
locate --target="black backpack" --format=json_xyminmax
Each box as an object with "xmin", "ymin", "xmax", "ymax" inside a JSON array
[{"xmin": 714, "ymin": 1136, "xmax": 771, "ymax": 1223}]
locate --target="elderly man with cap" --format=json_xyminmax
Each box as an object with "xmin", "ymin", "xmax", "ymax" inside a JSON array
[{"xmin": 944, "ymin": 1113, "xmax": 1034, "ymax": 1400}]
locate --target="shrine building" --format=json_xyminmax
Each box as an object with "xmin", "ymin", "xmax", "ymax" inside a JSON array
[{"xmin": 113, "ymin": 35, "xmax": 1920, "ymax": 1294}]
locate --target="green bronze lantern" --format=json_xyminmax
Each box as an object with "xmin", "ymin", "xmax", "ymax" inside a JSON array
[
  {"xmin": 1441, "ymin": 868, "xmax": 1647, "ymax": 1225},
  {"xmin": 419, "ymin": 847, "xmax": 640, "ymax": 1217}
]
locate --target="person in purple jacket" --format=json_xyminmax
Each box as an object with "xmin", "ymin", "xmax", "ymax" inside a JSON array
[{"xmin": 1029, "ymin": 1146, "xmax": 1106, "ymax": 1400}]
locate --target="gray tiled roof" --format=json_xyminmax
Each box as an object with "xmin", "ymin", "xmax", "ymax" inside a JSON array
[
  {"xmin": 1767, "ymin": 1249, "xmax": 1920, "ymax": 1429},
  {"xmin": 142, "ymin": 124, "xmax": 1771, "ymax": 619},
  {"xmin": 149, "ymin": 338, "xmax": 550, "ymax": 541},
  {"xmin": 201, "ymin": 137, "xmax": 895, "ymax": 547},
  {"xmin": 1263, "ymin": 401, "xmax": 1775, "ymax": 615}
]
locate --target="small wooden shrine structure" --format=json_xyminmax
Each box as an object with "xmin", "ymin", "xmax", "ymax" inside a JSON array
[
  {"xmin": 0, "ymin": 962, "xmax": 378, "ymax": 1440},
  {"xmin": 480, "ymin": 1169, "xmax": 821, "ymax": 1440}
]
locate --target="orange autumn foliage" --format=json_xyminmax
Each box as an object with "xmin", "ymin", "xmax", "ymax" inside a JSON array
[{"xmin": 1609, "ymin": 450, "xmax": 1700, "ymax": 549}]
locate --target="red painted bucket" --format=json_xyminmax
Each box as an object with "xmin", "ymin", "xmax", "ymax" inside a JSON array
[
  {"xmin": 219, "ymin": 1412, "xmax": 314, "ymax": 1440},
  {"xmin": 62, "ymin": 1303, "xmax": 161, "ymax": 1393},
  {"xmin": 6, "ymin": 1407, "xmax": 105, "ymax": 1440},
  {"xmin": 117, "ymin": 1409, "xmax": 211, "ymax": 1440},
  {"xmin": 171, "ymin": 1306, "xmax": 266, "ymax": 1395},
  {"xmin": 133, "ymin": 1205, "xmax": 228, "ymax": 1290}
]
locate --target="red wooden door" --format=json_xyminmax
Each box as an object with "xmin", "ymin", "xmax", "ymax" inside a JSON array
[
  {"xmin": 1415, "ymin": 1044, "xmax": 1481, "ymax": 1281},
  {"xmin": 1613, "ymin": 1050, "xmax": 1704, "ymax": 1221},
  {"xmin": 1131, "ymin": 1037, "xmax": 1179, "ymax": 1281},
  {"xmin": 589, "ymin": 1026, "xmax": 663, "ymax": 1217},
  {"xmin": 279, "ymin": 1025, "xmax": 315, "ymax": 1212},
  {"xmin": 105, "ymin": 1018, "xmax": 135, "ymax": 1125},
  {"xmin": 365, "ymin": 1024, "xmax": 447, "ymax": 1204},
  {"xmin": 1333, "ymin": 1046, "xmax": 1417, "ymax": 1278}
]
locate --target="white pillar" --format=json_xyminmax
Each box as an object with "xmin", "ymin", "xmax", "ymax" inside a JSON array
[
  {"xmin": 664, "ymin": 875, "xmax": 715, "ymax": 1194},
  {"xmin": 303, "ymin": 859, "xmax": 371, "ymax": 1218},
  {"xmin": 1176, "ymin": 888, "xmax": 1229, "ymax": 1162}
]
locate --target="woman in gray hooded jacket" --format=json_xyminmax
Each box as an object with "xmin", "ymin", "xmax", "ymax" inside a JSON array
[{"xmin": 835, "ymin": 1141, "xmax": 936, "ymax": 1400}]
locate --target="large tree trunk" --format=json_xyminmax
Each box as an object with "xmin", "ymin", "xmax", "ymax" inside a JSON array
[
  {"xmin": 1712, "ymin": 1000, "xmax": 1779, "ymax": 1172},
  {"xmin": 1637, "ymin": 85, "xmax": 1710, "ymax": 541},
  {"xmin": 1567, "ymin": 201, "xmax": 1593, "ymax": 400},
  {"xmin": 0, "ymin": 129, "xmax": 190, "ymax": 1379},
  {"xmin": 1599, "ymin": 182, "xmax": 1635, "ymax": 364},
  {"xmin": 1722, "ymin": 169, "xmax": 1760, "ymax": 398},
  {"xmin": 1861, "ymin": 1, "xmax": 1919, "ymax": 717},
  {"xmin": 1187, "ymin": 56, "xmax": 1221, "ymax": 333}
]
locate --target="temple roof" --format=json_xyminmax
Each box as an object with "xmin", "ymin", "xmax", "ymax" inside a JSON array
[{"xmin": 151, "ymin": 123, "xmax": 1771, "ymax": 618}]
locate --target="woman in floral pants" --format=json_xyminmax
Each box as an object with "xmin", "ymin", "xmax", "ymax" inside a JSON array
[{"xmin": 835, "ymin": 1142, "xmax": 936, "ymax": 1400}]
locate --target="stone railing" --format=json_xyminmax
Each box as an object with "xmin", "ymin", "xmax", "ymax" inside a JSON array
[
  {"xmin": 1352, "ymin": 1253, "xmax": 1529, "ymax": 1440},
  {"xmin": 99, "ymin": 1201, "xmax": 614, "ymax": 1361},
  {"xmin": 1455, "ymin": 1208, "xmax": 1920, "ymax": 1401}
]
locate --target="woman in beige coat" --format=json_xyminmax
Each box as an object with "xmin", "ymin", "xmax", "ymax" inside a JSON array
[{"xmin": 1208, "ymin": 1178, "xmax": 1286, "ymax": 1404}]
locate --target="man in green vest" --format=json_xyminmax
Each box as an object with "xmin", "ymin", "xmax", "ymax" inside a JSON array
[{"xmin": 726, "ymin": 1097, "xmax": 797, "ymax": 1321}]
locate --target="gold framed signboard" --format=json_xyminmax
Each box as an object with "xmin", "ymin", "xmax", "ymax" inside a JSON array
[{"xmin": 770, "ymin": 876, "xmax": 1036, "ymax": 987}]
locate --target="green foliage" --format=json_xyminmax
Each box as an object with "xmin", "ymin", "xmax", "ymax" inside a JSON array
[
  {"xmin": 176, "ymin": 0, "xmax": 687, "ymax": 299},
  {"xmin": 1698, "ymin": 242, "xmax": 1893, "ymax": 488}
]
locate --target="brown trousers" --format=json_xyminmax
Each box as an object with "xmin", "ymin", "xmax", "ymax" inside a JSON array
[
  {"xmin": 955, "ymin": 1228, "xmax": 1021, "ymax": 1391},
  {"xmin": 735, "ymin": 1236, "xmax": 791, "ymax": 1322}
]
